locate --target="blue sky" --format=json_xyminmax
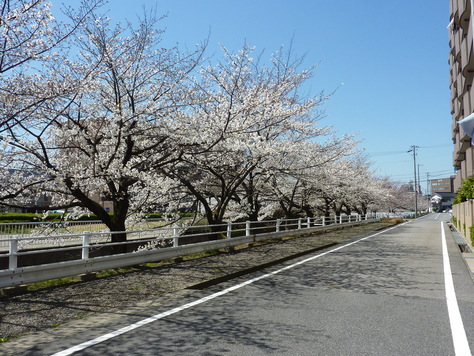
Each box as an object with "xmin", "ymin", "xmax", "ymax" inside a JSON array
[{"xmin": 68, "ymin": 0, "xmax": 452, "ymax": 189}]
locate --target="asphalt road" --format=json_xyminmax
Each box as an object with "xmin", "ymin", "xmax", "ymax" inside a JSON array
[{"xmin": 6, "ymin": 213, "xmax": 474, "ymax": 355}]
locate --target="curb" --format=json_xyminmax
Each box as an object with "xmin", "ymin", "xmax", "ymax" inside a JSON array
[
  {"xmin": 447, "ymin": 222, "xmax": 474, "ymax": 282},
  {"xmin": 187, "ymin": 242, "xmax": 338, "ymax": 290},
  {"xmin": 461, "ymin": 253, "xmax": 474, "ymax": 283}
]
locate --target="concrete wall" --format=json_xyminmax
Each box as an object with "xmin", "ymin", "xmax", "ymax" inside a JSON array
[{"xmin": 453, "ymin": 200, "xmax": 474, "ymax": 248}]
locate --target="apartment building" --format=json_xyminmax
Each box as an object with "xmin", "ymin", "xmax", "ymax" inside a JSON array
[
  {"xmin": 431, "ymin": 177, "xmax": 454, "ymax": 193},
  {"xmin": 430, "ymin": 177, "xmax": 455, "ymax": 211},
  {"xmin": 449, "ymin": 0, "xmax": 474, "ymax": 191}
]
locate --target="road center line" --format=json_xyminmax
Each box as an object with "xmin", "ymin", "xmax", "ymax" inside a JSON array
[
  {"xmin": 441, "ymin": 221, "xmax": 472, "ymax": 356},
  {"xmin": 52, "ymin": 223, "xmax": 405, "ymax": 356}
]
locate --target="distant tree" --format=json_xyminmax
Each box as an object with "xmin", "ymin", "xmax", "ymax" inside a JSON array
[{"xmin": 263, "ymin": 138, "xmax": 358, "ymax": 220}]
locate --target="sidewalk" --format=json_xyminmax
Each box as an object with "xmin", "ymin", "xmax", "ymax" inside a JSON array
[
  {"xmin": 461, "ymin": 252, "xmax": 474, "ymax": 280},
  {"xmin": 448, "ymin": 222, "xmax": 474, "ymax": 281}
]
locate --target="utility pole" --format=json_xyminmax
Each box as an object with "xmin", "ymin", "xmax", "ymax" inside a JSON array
[
  {"xmin": 417, "ymin": 164, "xmax": 422, "ymax": 195},
  {"xmin": 408, "ymin": 145, "xmax": 419, "ymax": 218},
  {"xmin": 418, "ymin": 164, "xmax": 422, "ymax": 212},
  {"xmin": 426, "ymin": 172, "xmax": 430, "ymax": 212}
]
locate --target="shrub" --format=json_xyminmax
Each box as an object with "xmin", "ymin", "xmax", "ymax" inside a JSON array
[
  {"xmin": 0, "ymin": 213, "xmax": 101, "ymax": 223},
  {"xmin": 454, "ymin": 176, "xmax": 474, "ymax": 204}
]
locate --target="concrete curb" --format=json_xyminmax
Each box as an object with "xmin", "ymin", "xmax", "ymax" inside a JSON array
[
  {"xmin": 461, "ymin": 253, "xmax": 474, "ymax": 282},
  {"xmin": 187, "ymin": 242, "xmax": 339, "ymax": 290},
  {"xmin": 446, "ymin": 222, "xmax": 474, "ymax": 282}
]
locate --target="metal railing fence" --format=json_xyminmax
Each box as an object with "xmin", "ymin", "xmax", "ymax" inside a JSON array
[
  {"xmin": 0, "ymin": 218, "xmax": 167, "ymax": 239},
  {"xmin": 0, "ymin": 214, "xmax": 377, "ymax": 288}
]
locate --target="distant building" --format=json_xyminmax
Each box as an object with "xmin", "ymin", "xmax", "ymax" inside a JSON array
[
  {"xmin": 431, "ymin": 177, "xmax": 454, "ymax": 193},
  {"xmin": 430, "ymin": 177, "xmax": 455, "ymax": 211}
]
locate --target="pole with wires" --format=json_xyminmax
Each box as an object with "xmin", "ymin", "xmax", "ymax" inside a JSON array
[{"xmin": 408, "ymin": 145, "xmax": 419, "ymax": 218}]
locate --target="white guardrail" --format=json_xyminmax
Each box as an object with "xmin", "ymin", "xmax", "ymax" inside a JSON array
[
  {"xmin": 0, "ymin": 218, "xmax": 166, "ymax": 240},
  {"xmin": 0, "ymin": 215, "xmax": 379, "ymax": 288}
]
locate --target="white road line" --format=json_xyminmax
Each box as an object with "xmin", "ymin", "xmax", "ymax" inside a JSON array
[
  {"xmin": 441, "ymin": 221, "xmax": 472, "ymax": 356},
  {"xmin": 51, "ymin": 223, "xmax": 405, "ymax": 356}
]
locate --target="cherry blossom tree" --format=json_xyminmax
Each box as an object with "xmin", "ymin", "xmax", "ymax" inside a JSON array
[
  {"xmin": 0, "ymin": 0, "xmax": 103, "ymax": 134},
  {"xmin": 250, "ymin": 137, "xmax": 358, "ymax": 220},
  {"xmin": 378, "ymin": 179, "xmax": 417, "ymax": 213},
  {"xmin": 0, "ymin": 2, "xmax": 389, "ymax": 247},
  {"xmin": 159, "ymin": 45, "xmax": 344, "ymax": 230},
  {"xmin": 0, "ymin": 8, "xmax": 206, "ymax": 245}
]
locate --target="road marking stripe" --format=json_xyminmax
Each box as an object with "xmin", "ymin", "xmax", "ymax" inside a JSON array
[
  {"xmin": 441, "ymin": 221, "xmax": 472, "ymax": 356},
  {"xmin": 52, "ymin": 223, "xmax": 405, "ymax": 356}
]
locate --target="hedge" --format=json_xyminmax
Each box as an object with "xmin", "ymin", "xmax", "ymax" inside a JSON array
[{"xmin": 0, "ymin": 212, "xmax": 193, "ymax": 223}]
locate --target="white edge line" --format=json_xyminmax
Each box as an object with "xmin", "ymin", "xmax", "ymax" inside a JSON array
[
  {"xmin": 441, "ymin": 221, "xmax": 472, "ymax": 356},
  {"xmin": 51, "ymin": 222, "xmax": 406, "ymax": 356}
]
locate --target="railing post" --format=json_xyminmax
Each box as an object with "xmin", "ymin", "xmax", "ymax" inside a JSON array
[
  {"xmin": 276, "ymin": 219, "xmax": 281, "ymax": 232},
  {"xmin": 246, "ymin": 221, "xmax": 251, "ymax": 236},
  {"xmin": 307, "ymin": 217, "xmax": 311, "ymax": 228},
  {"xmin": 227, "ymin": 222, "xmax": 232, "ymax": 239},
  {"xmin": 297, "ymin": 218, "xmax": 301, "ymax": 229},
  {"xmin": 322, "ymin": 216, "xmax": 326, "ymax": 226},
  {"xmin": 82, "ymin": 232, "xmax": 90, "ymax": 260},
  {"xmin": 9, "ymin": 235, "xmax": 18, "ymax": 270},
  {"xmin": 173, "ymin": 225, "xmax": 179, "ymax": 247}
]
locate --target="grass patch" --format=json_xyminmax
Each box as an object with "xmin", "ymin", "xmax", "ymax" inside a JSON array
[
  {"xmin": 381, "ymin": 217, "xmax": 404, "ymax": 224},
  {"xmin": 26, "ymin": 276, "xmax": 81, "ymax": 291},
  {"xmin": 23, "ymin": 267, "xmax": 138, "ymax": 292},
  {"xmin": 182, "ymin": 249, "xmax": 220, "ymax": 260},
  {"xmin": 143, "ymin": 262, "xmax": 162, "ymax": 268},
  {"xmin": 96, "ymin": 266, "xmax": 140, "ymax": 278}
]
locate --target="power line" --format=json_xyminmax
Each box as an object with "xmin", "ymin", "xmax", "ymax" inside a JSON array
[
  {"xmin": 419, "ymin": 144, "xmax": 452, "ymax": 149},
  {"xmin": 367, "ymin": 144, "xmax": 451, "ymax": 157}
]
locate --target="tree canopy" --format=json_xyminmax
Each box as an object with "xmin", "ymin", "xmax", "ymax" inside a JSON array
[{"xmin": 0, "ymin": 1, "xmax": 412, "ymax": 239}]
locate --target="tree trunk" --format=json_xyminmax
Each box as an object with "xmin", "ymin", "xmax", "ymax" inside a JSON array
[
  {"xmin": 109, "ymin": 220, "xmax": 128, "ymax": 254},
  {"xmin": 109, "ymin": 190, "xmax": 130, "ymax": 253}
]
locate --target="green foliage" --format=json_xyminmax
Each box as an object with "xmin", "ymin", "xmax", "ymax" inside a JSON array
[
  {"xmin": 96, "ymin": 267, "xmax": 139, "ymax": 278},
  {"xmin": 470, "ymin": 225, "xmax": 474, "ymax": 245},
  {"xmin": 0, "ymin": 212, "xmax": 192, "ymax": 223},
  {"xmin": 454, "ymin": 176, "xmax": 474, "ymax": 204},
  {"xmin": 0, "ymin": 213, "xmax": 101, "ymax": 223},
  {"xmin": 26, "ymin": 277, "xmax": 79, "ymax": 291},
  {"xmin": 0, "ymin": 213, "xmax": 43, "ymax": 222}
]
